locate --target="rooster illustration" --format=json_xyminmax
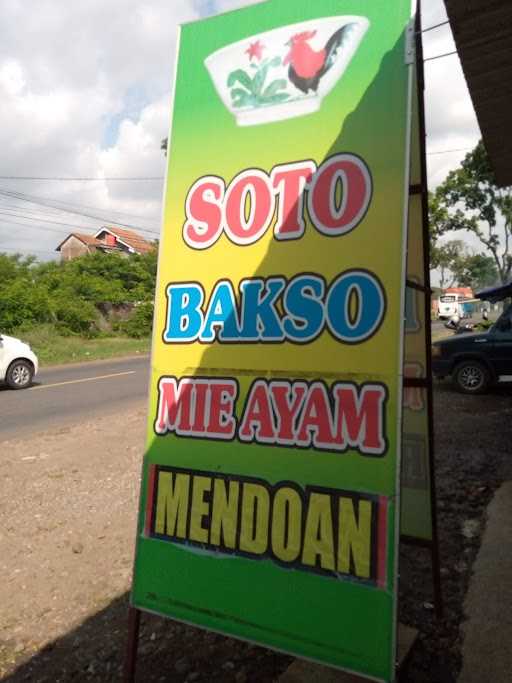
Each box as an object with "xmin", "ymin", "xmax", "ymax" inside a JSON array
[{"xmin": 284, "ymin": 26, "xmax": 350, "ymax": 94}]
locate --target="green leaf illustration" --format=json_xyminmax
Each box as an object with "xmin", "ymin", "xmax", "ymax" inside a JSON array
[
  {"xmin": 227, "ymin": 69, "xmax": 253, "ymax": 91},
  {"xmin": 231, "ymin": 87, "xmax": 249, "ymax": 99},
  {"xmin": 231, "ymin": 88, "xmax": 252, "ymax": 108},
  {"xmin": 262, "ymin": 79, "xmax": 288, "ymax": 98},
  {"xmin": 265, "ymin": 93, "xmax": 290, "ymax": 104},
  {"xmin": 252, "ymin": 62, "xmax": 270, "ymax": 96},
  {"xmin": 228, "ymin": 54, "xmax": 287, "ymax": 108}
]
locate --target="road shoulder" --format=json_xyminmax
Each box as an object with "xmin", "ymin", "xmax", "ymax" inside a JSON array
[{"xmin": 0, "ymin": 404, "xmax": 147, "ymax": 676}]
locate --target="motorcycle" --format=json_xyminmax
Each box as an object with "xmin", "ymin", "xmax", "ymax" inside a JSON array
[{"xmin": 444, "ymin": 315, "xmax": 475, "ymax": 335}]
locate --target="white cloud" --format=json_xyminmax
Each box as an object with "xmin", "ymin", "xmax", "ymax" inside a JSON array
[
  {"xmin": 420, "ymin": 0, "xmax": 480, "ymax": 189},
  {"xmin": 214, "ymin": 0, "xmax": 267, "ymax": 12},
  {"xmin": 0, "ymin": 0, "xmax": 484, "ymax": 262},
  {"xmin": 0, "ymin": 60, "xmax": 26, "ymax": 96},
  {"xmin": 420, "ymin": 0, "xmax": 485, "ymax": 282},
  {"xmin": 0, "ymin": 1, "xmax": 201, "ymax": 257}
]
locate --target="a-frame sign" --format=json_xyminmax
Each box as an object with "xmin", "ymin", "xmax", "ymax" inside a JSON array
[{"xmin": 126, "ymin": 2, "xmax": 441, "ymax": 681}]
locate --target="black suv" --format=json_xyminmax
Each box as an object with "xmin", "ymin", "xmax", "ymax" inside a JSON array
[{"xmin": 432, "ymin": 303, "xmax": 512, "ymax": 394}]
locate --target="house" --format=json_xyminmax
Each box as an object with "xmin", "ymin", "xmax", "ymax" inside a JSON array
[
  {"xmin": 56, "ymin": 226, "xmax": 154, "ymax": 261},
  {"xmin": 55, "ymin": 232, "xmax": 102, "ymax": 260}
]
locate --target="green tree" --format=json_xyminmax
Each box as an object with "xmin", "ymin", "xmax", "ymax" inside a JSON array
[
  {"xmin": 0, "ymin": 279, "xmax": 52, "ymax": 331},
  {"xmin": 430, "ymin": 239, "xmax": 466, "ymax": 289},
  {"xmin": 434, "ymin": 140, "xmax": 512, "ymax": 284},
  {"xmin": 0, "ymin": 253, "xmax": 36, "ymax": 284},
  {"xmin": 452, "ymin": 253, "xmax": 499, "ymax": 290}
]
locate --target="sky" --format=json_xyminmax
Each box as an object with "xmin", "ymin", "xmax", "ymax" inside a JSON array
[{"xmin": 0, "ymin": 0, "xmax": 481, "ymax": 266}]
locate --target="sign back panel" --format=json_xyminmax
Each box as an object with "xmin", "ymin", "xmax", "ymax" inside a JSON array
[
  {"xmin": 402, "ymin": 67, "xmax": 433, "ymax": 542},
  {"xmin": 132, "ymin": 2, "xmax": 414, "ymax": 680}
]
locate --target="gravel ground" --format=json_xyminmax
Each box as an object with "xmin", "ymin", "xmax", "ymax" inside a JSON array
[
  {"xmin": 1, "ymin": 382, "xmax": 511, "ymax": 682},
  {"xmin": 398, "ymin": 381, "xmax": 512, "ymax": 682}
]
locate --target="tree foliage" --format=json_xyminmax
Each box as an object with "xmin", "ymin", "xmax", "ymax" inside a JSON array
[
  {"xmin": 433, "ymin": 140, "xmax": 512, "ymax": 284},
  {"xmin": 452, "ymin": 253, "xmax": 499, "ymax": 290},
  {"xmin": 430, "ymin": 239, "xmax": 466, "ymax": 289},
  {"xmin": 0, "ymin": 250, "xmax": 157, "ymax": 337},
  {"xmin": 429, "ymin": 229, "xmax": 499, "ymax": 291},
  {"xmin": 0, "ymin": 253, "xmax": 36, "ymax": 282}
]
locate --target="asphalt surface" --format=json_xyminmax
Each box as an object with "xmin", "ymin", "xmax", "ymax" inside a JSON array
[{"xmin": 0, "ymin": 355, "xmax": 150, "ymax": 440}]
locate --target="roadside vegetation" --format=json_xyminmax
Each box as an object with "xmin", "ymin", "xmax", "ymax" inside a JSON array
[
  {"xmin": 430, "ymin": 141, "xmax": 511, "ymax": 289},
  {"xmin": 0, "ymin": 250, "xmax": 156, "ymax": 365},
  {"xmin": 15, "ymin": 325, "xmax": 150, "ymax": 365}
]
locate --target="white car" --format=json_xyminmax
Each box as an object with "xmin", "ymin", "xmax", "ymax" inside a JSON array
[{"xmin": 0, "ymin": 333, "xmax": 39, "ymax": 389}]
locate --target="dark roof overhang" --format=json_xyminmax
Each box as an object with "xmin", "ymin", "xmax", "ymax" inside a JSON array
[{"xmin": 445, "ymin": 0, "xmax": 512, "ymax": 187}]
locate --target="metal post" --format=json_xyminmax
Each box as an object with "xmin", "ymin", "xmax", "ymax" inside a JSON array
[
  {"xmin": 415, "ymin": 0, "xmax": 443, "ymax": 619},
  {"xmin": 123, "ymin": 606, "xmax": 141, "ymax": 683}
]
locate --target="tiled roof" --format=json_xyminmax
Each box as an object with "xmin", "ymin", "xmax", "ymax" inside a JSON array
[
  {"xmin": 97, "ymin": 226, "xmax": 155, "ymax": 254},
  {"xmin": 56, "ymin": 232, "xmax": 102, "ymax": 251},
  {"xmin": 57, "ymin": 227, "xmax": 155, "ymax": 254},
  {"xmin": 74, "ymin": 232, "xmax": 103, "ymax": 246}
]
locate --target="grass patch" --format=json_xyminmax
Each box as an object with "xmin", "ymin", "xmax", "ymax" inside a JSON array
[{"xmin": 14, "ymin": 325, "xmax": 150, "ymax": 366}]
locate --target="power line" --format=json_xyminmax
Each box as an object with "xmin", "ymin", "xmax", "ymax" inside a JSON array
[
  {"xmin": 0, "ymin": 204, "xmax": 160, "ymax": 239},
  {"xmin": 0, "ymin": 187, "xmax": 161, "ymax": 225},
  {"xmin": 0, "ymin": 213, "xmax": 161, "ymax": 251},
  {"xmin": 421, "ymin": 20, "xmax": 450, "ymax": 33},
  {"xmin": 0, "ymin": 188, "xmax": 160, "ymax": 237},
  {"xmin": 0, "ymin": 213, "xmax": 156, "ymax": 245},
  {"xmin": 0, "ymin": 228, "xmax": 64, "ymax": 242},
  {"xmin": 0, "ymin": 215, "xmax": 97, "ymax": 235},
  {"xmin": 0, "ymin": 197, "xmax": 160, "ymax": 229},
  {"xmin": 1, "ymin": 213, "xmax": 159, "ymax": 241},
  {"xmin": 0, "ymin": 207, "xmax": 111, "ymax": 231},
  {"xmin": 424, "ymin": 49, "xmax": 458, "ymax": 63},
  {"xmin": 427, "ymin": 147, "xmax": 472, "ymax": 156},
  {"xmin": 0, "ymin": 214, "xmax": 159, "ymax": 243},
  {"xmin": 0, "ymin": 195, "xmax": 90, "ymax": 218},
  {"xmin": 0, "ymin": 203, "xmax": 72, "ymax": 221},
  {"xmin": 0, "ymin": 188, "xmax": 159, "ymax": 227},
  {"xmin": 0, "ymin": 175, "xmax": 164, "ymax": 181},
  {"xmin": 0, "ymin": 203, "xmax": 108, "ymax": 235}
]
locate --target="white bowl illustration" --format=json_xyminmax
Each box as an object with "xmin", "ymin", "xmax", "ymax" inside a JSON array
[{"xmin": 204, "ymin": 16, "xmax": 370, "ymax": 127}]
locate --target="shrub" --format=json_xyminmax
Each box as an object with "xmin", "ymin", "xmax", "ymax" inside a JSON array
[
  {"xmin": 0, "ymin": 248, "xmax": 158, "ymax": 338},
  {"xmin": 119, "ymin": 302, "xmax": 154, "ymax": 338},
  {"xmin": 53, "ymin": 299, "xmax": 99, "ymax": 337},
  {"xmin": 0, "ymin": 280, "xmax": 52, "ymax": 332}
]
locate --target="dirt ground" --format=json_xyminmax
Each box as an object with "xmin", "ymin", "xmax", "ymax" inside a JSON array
[{"xmin": 1, "ymin": 383, "xmax": 511, "ymax": 682}]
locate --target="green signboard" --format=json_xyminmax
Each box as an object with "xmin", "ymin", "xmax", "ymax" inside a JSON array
[{"xmin": 131, "ymin": 1, "xmax": 415, "ymax": 680}]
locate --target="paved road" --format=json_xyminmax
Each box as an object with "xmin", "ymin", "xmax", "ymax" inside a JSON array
[{"xmin": 0, "ymin": 355, "xmax": 150, "ymax": 440}]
